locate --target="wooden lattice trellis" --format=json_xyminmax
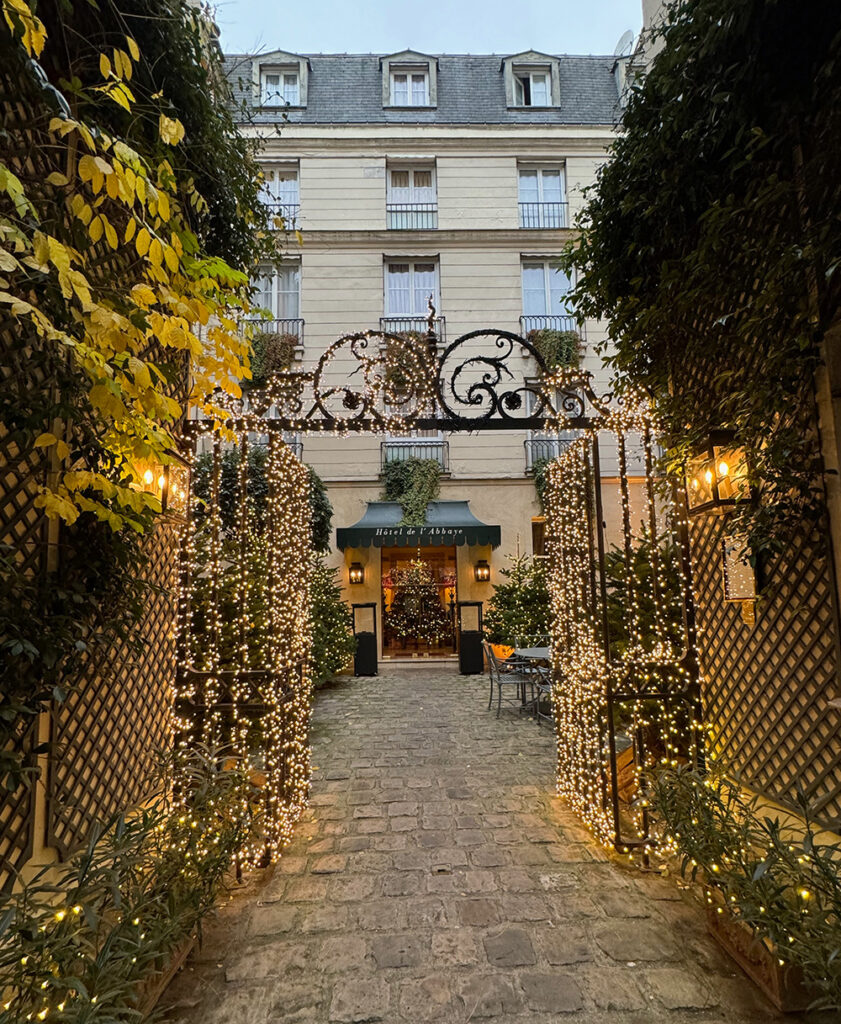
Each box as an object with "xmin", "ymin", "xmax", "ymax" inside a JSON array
[
  {"xmin": 46, "ymin": 523, "xmax": 178, "ymax": 857},
  {"xmin": 691, "ymin": 514, "xmax": 841, "ymax": 828}
]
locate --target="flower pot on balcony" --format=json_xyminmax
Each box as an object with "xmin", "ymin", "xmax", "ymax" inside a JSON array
[{"xmin": 705, "ymin": 894, "xmax": 814, "ymax": 1012}]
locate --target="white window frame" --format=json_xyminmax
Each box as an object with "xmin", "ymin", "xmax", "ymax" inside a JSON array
[
  {"xmin": 260, "ymin": 67, "xmax": 300, "ymax": 107},
  {"xmin": 252, "ymin": 261, "xmax": 301, "ymax": 321},
  {"xmin": 386, "ymin": 166, "xmax": 436, "ymax": 206},
  {"xmin": 384, "ymin": 260, "xmax": 440, "ymax": 317},
  {"xmin": 389, "ymin": 67, "xmax": 430, "ymax": 107},
  {"xmin": 518, "ymin": 166, "xmax": 567, "ymax": 228},
  {"xmin": 259, "ymin": 165, "xmax": 300, "ymax": 223},
  {"xmin": 521, "ymin": 260, "xmax": 572, "ymax": 317},
  {"xmin": 513, "ymin": 68, "xmax": 552, "ymax": 107}
]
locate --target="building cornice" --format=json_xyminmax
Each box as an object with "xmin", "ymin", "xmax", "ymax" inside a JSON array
[{"xmin": 278, "ymin": 228, "xmax": 578, "ymax": 251}]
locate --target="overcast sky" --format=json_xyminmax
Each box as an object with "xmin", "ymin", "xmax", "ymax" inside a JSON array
[{"xmin": 215, "ymin": 0, "xmax": 642, "ymax": 57}]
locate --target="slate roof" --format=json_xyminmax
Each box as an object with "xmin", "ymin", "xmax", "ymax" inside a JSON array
[{"xmin": 222, "ymin": 52, "xmax": 621, "ymax": 126}]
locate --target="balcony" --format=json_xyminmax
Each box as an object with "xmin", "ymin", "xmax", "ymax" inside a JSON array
[
  {"xmin": 261, "ymin": 201, "xmax": 301, "ymax": 228},
  {"xmin": 525, "ymin": 437, "xmax": 572, "ymax": 471},
  {"xmin": 285, "ymin": 438, "xmax": 304, "ymax": 460},
  {"xmin": 518, "ymin": 201, "xmax": 568, "ymax": 229},
  {"xmin": 520, "ymin": 314, "xmax": 581, "ymax": 340},
  {"xmin": 386, "ymin": 203, "xmax": 438, "ymax": 230},
  {"xmin": 382, "ymin": 440, "xmax": 449, "ymax": 471},
  {"xmin": 380, "ymin": 316, "xmax": 446, "ymax": 346}
]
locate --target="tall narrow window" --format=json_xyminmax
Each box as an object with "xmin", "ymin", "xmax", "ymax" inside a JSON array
[
  {"xmin": 521, "ymin": 261, "xmax": 571, "ymax": 318},
  {"xmin": 387, "ymin": 166, "xmax": 437, "ymax": 229},
  {"xmin": 518, "ymin": 167, "xmax": 566, "ymax": 228},
  {"xmin": 385, "ymin": 261, "xmax": 438, "ymax": 316},
  {"xmin": 260, "ymin": 167, "xmax": 300, "ymax": 225},
  {"xmin": 253, "ymin": 263, "xmax": 301, "ymax": 321},
  {"xmin": 390, "ymin": 69, "xmax": 430, "ymax": 106}
]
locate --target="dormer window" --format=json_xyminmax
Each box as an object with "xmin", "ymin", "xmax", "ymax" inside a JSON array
[
  {"xmin": 253, "ymin": 51, "xmax": 309, "ymax": 108},
  {"xmin": 261, "ymin": 69, "xmax": 299, "ymax": 106},
  {"xmin": 514, "ymin": 69, "xmax": 550, "ymax": 106},
  {"xmin": 390, "ymin": 68, "xmax": 429, "ymax": 106},
  {"xmin": 381, "ymin": 50, "xmax": 437, "ymax": 108},
  {"xmin": 502, "ymin": 51, "xmax": 560, "ymax": 109}
]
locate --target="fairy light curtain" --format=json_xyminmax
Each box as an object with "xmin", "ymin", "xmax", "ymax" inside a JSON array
[
  {"xmin": 175, "ymin": 432, "xmax": 312, "ymax": 863},
  {"xmin": 543, "ymin": 410, "xmax": 702, "ymax": 852}
]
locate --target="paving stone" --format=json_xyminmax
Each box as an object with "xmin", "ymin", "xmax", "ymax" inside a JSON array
[
  {"xmin": 318, "ymin": 935, "xmax": 370, "ymax": 973},
  {"xmin": 382, "ymin": 872, "xmax": 422, "ymax": 896},
  {"xmin": 328, "ymin": 976, "xmax": 389, "ymax": 1022},
  {"xmin": 298, "ymin": 903, "xmax": 351, "ymax": 933},
  {"xmin": 431, "ymin": 928, "xmax": 483, "ymax": 966},
  {"xmin": 330, "ymin": 876, "xmax": 377, "ymax": 902},
  {"xmin": 398, "ymin": 976, "xmax": 460, "ymax": 1021},
  {"xmin": 311, "ymin": 855, "xmax": 347, "ymax": 874},
  {"xmin": 456, "ymin": 898, "xmax": 501, "ymax": 927},
  {"xmin": 276, "ymin": 856, "xmax": 308, "ymax": 875},
  {"xmin": 483, "ymin": 927, "xmax": 537, "ymax": 967},
  {"xmin": 469, "ymin": 846, "xmax": 508, "ymax": 868},
  {"xmin": 249, "ymin": 903, "xmax": 298, "ymax": 937},
  {"xmin": 355, "ymin": 899, "xmax": 409, "ymax": 932},
  {"xmin": 387, "ymin": 801, "xmax": 418, "ymax": 816},
  {"xmin": 370, "ymin": 934, "xmax": 424, "ymax": 968},
  {"xmin": 284, "ymin": 878, "xmax": 329, "ymax": 903},
  {"xmin": 389, "ymin": 815, "xmax": 417, "ymax": 831},
  {"xmin": 583, "ymin": 967, "xmax": 647, "ymax": 1010},
  {"xmin": 519, "ymin": 971, "xmax": 584, "ymax": 1013},
  {"xmin": 645, "ymin": 967, "xmax": 718, "ymax": 1009},
  {"xmin": 337, "ymin": 836, "xmax": 371, "ymax": 853},
  {"xmin": 459, "ymin": 975, "xmax": 524, "ymax": 1018},
  {"xmin": 594, "ymin": 919, "xmax": 682, "ymax": 961},
  {"xmin": 535, "ymin": 925, "xmax": 592, "ymax": 965}
]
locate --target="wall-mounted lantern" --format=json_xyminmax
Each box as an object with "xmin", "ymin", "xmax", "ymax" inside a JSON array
[
  {"xmin": 349, "ymin": 562, "xmax": 365, "ymax": 585},
  {"xmin": 686, "ymin": 432, "xmax": 750, "ymax": 517},
  {"xmin": 474, "ymin": 559, "xmax": 491, "ymax": 583},
  {"xmin": 137, "ymin": 454, "xmax": 189, "ymax": 515}
]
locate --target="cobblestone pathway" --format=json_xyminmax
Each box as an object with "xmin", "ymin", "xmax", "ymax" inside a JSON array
[{"xmin": 165, "ymin": 669, "xmax": 801, "ymax": 1024}]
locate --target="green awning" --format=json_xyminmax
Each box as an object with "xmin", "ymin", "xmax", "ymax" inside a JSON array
[{"xmin": 336, "ymin": 501, "xmax": 501, "ymax": 550}]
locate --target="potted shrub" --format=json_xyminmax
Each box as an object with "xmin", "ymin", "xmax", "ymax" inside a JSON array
[
  {"xmin": 526, "ymin": 327, "xmax": 582, "ymax": 370},
  {"xmin": 650, "ymin": 763, "xmax": 839, "ymax": 1012}
]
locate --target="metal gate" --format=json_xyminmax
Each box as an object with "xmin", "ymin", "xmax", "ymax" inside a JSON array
[{"xmin": 542, "ymin": 408, "xmax": 702, "ymax": 851}]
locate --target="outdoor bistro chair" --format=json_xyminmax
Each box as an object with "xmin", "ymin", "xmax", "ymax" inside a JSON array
[
  {"xmin": 525, "ymin": 664, "xmax": 554, "ymax": 727},
  {"xmin": 484, "ymin": 642, "xmax": 533, "ymax": 719}
]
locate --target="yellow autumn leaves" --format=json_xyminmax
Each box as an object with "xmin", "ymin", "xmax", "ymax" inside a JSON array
[{"xmin": 2, "ymin": 0, "xmax": 253, "ymax": 532}]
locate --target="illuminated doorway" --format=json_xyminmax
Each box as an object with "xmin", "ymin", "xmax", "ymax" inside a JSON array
[{"xmin": 381, "ymin": 546, "xmax": 457, "ymax": 658}]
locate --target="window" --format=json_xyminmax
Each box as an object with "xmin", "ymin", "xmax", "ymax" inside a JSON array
[
  {"xmin": 252, "ymin": 263, "xmax": 301, "ymax": 320},
  {"xmin": 260, "ymin": 167, "xmax": 300, "ymax": 224},
  {"xmin": 521, "ymin": 261, "xmax": 572, "ymax": 317},
  {"xmin": 260, "ymin": 69, "xmax": 299, "ymax": 106},
  {"xmin": 390, "ymin": 69, "xmax": 430, "ymax": 106},
  {"xmin": 518, "ymin": 167, "xmax": 567, "ymax": 228},
  {"xmin": 387, "ymin": 166, "xmax": 437, "ymax": 229},
  {"xmin": 514, "ymin": 69, "xmax": 550, "ymax": 106},
  {"xmin": 385, "ymin": 260, "xmax": 439, "ymax": 317}
]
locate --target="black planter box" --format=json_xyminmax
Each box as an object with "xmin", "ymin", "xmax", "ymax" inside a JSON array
[
  {"xmin": 354, "ymin": 631, "xmax": 377, "ymax": 676},
  {"xmin": 459, "ymin": 631, "xmax": 484, "ymax": 675}
]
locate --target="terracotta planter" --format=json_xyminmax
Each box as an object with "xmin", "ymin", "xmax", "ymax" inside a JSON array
[{"xmin": 705, "ymin": 897, "xmax": 814, "ymax": 1013}]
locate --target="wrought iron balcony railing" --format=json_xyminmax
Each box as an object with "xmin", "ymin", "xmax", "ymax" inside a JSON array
[
  {"xmin": 519, "ymin": 314, "xmax": 581, "ymax": 340},
  {"xmin": 525, "ymin": 437, "xmax": 573, "ymax": 471},
  {"xmin": 379, "ymin": 316, "xmax": 446, "ymax": 345},
  {"xmin": 518, "ymin": 201, "xmax": 568, "ymax": 229},
  {"xmin": 382, "ymin": 440, "xmax": 449, "ymax": 471},
  {"xmin": 245, "ymin": 317, "xmax": 304, "ymax": 348},
  {"xmin": 285, "ymin": 439, "xmax": 304, "ymax": 460},
  {"xmin": 261, "ymin": 201, "xmax": 301, "ymax": 227},
  {"xmin": 386, "ymin": 203, "xmax": 438, "ymax": 230}
]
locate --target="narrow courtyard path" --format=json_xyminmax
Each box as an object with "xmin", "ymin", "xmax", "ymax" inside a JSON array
[{"xmin": 165, "ymin": 669, "xmax": 795, "ymax": 1024}]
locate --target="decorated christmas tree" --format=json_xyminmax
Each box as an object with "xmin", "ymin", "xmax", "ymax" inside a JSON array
[{"xmin": 386, "ymin": 559, "xmax": 451, "ymax": 647}]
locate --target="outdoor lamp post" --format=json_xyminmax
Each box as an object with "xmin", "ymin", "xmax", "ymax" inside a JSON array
[
  {"xmin": 685, "ymin": 432, "xmax": 750, "ymax": 517},
  {"xmin": 474, "ymin": 559, "xmax": 491, "ymax": 582},
  {"xmin": 349, "ymin": 562, "xmax": 365, "ymax": 585}
]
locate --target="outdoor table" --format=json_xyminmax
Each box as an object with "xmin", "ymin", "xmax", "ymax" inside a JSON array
[{"xmin": 514, "ymin": 647, "xmax": 550, "ymax": 662}]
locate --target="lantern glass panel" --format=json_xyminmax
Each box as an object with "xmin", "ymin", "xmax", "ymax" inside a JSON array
[
  {"xmin": 686, "ymin": 451, "xmax": 714, "ymax": 510},
  {"xmin": 713, "ymin": 445, "xmax": 749, "ymax": 504}
]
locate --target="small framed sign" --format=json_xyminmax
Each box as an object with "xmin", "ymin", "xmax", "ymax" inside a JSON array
[{"xmin": 721, "ymin": 533, "xmax": 757, "ymax": 623}]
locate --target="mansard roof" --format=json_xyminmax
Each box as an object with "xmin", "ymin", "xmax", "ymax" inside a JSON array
[{"xmin": 226, "ymin": 51, "xmax": 620, "ymax": 126}]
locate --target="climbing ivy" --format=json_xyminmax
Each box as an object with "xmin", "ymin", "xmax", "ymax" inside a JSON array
[
  {"xmin": 381, "ymin": 458, "xmax": 442, "ymax": 526},
  {"xmin": 562, "ymin": 0, "xmax": 841, "ymax": 555}
]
